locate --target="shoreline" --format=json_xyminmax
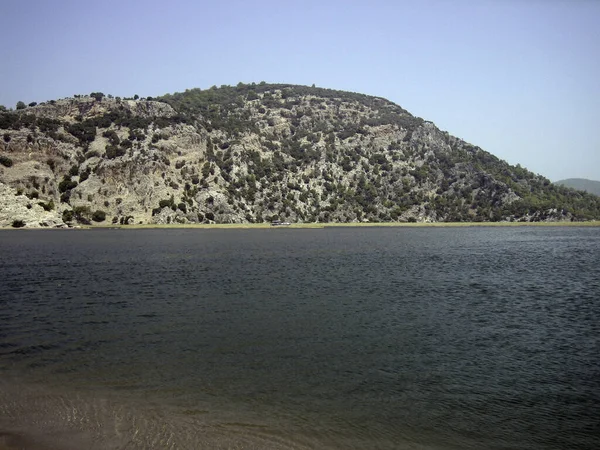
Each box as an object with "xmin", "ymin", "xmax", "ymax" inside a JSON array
[{"xmin": 2, "ymin": 220, "xmax": 600, "ymax": 230}]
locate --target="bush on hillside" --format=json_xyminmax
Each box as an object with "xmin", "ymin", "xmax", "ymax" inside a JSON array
[
  {"xmin": 92, "ymin": 210, "xmax": 106, "ymax": 222},
  {"xmin": 0, "ymin": 155, "xmax": 13, "ymax": 167}
]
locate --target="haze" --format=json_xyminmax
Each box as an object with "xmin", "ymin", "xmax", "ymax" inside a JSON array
[{"xmin": 1, "ymin": 0, "xmax": 598, "ymax": 181}]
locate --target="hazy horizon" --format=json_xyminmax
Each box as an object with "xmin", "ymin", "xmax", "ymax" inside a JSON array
[{"xmin": 1, "ymin": 0, "xmax": 598, "ymax": 182}]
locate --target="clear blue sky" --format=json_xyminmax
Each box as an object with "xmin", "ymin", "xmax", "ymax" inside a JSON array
[{"xmin": 1, "ymin": 0, "xmax": 598, "ymax": 181}]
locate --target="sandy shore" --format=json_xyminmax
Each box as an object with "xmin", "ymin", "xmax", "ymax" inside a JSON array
[
  {"xmin": 2, "ymin": 220, "xmax": 600, "ymax": 230},
  {"xmin": 61, "ymin": 220, "xmax": 600, "ymax": 230},
  {"xmin": 0, "ymin": 432, "xmax": 58, "ymax": 450}
]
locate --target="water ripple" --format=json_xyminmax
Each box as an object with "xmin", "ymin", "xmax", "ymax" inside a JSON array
[{"xmin": 0, "ymin": 227, "xmax": 599, "ymax": 449}]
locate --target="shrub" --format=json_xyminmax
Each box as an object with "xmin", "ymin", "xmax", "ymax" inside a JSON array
[
  {"xmin": 39, "ymin": 200, "xmax": 55, "ymax": 211},
  {"xmin": 62, "ymin": 210, "xmax": 74, "ymax": 222},
  {"xmin": 120, "ymin": 215, "xmax": 134, "ymax": 225},
  {"xmin": 102, "ymin": 130, "xmax": 120, "ymax": 145},
  {"xmin": 58, "ymin": 176, "xmax": 77, "ymax": 193},
  {"xmin": 0, "ymin": 155, "xmax": 13, "ymax": 167},
  {"xmin": 66, "ymin": 122, "xmax": 96, "ymax": 145},
  {"xmin": 73, "ymin": 206, "xmax": 91, "ymax": 224},
  {"xmin": 12, "ymin": 220, "xmax": 25, "ymax": 228},
  {"xmin": 128, "ymin": 130, "xmax": 145, "ymax": 141},
  {"xmin": 105, "ymin": 145, "xmax": 125, "ymax": 159},
  {"xmin": 92, "ymin": 210, "xmax": 106, "ymax": 222}
]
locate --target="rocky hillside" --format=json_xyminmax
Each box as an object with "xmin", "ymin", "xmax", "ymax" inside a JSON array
[{"xmin": 1, "ymin": 83, "xmax": 600, "ymax": 227}]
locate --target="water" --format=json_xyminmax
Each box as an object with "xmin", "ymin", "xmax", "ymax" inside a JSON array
[{"xmin": 0, "ymin": 227, "xmax": 599, "ymax": 449}]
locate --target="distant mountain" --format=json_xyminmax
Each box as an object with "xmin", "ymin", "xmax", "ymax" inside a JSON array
[
  {"xmin": 554, "ymin": 178, "xmax": 600, "ymax": 196},
  {"xmin": 2, "ymin": 83, "xmax": 600, "ymax": 227}
]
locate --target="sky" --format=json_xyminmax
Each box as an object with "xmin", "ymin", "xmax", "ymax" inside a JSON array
[{"xmin": 1, "ymin": 0, "xmax": 598, "ymax": 181}]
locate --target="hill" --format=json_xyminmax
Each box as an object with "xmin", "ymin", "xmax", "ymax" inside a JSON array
[
  {"xmin": 554, "ymin": 178, "xmax": 600, "ymax": 196},
  {"xmin": 1, "ymin": 83, "xmax": 600, "ymax": 227}
]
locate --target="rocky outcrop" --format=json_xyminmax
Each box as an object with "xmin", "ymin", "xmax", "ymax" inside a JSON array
[
  {"xmin": 22, "ymin": 96, "xmax": 177, "ymax": 122},
  {"xmin": 0, "ymin": 182, "xmax": 65, "ymax": 228}
]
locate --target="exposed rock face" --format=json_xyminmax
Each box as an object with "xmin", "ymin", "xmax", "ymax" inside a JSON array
[
  {"xmin": 1, "ymin": 84, "xmax": 599, "ymax": 227},
  {"xmin": 0, "ymin": 182, "xmax": 65, "ymax": 228},
  {"xmin": 23, "ymin": 96, "xmax": 177, "ymax": 123}
]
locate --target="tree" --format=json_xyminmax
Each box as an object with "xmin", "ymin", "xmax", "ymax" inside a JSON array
[
  {"xmin": 16, "ymin": 101, "xmax": 26, "ymax": 110},
  {"xmin": 133, "ymin": 94, "xmax": 139, "ymax": 100},
  {"xmin": 90, "ymin": 92, "xmax": 104, "ymax": 101}
]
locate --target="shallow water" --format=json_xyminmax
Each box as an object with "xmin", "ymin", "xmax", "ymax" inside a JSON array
[{"xmin": 1, "ymin": 227, "xmax": 599, "ymax": 449}]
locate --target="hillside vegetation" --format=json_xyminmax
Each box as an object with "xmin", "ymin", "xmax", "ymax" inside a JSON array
[
  {"xmin": 1, "ymin": 83, "xmax": 599, "ymax": 227},
  {"xmin": 554, "ymin": 178, "xmax": 600, "ymax": 196}
]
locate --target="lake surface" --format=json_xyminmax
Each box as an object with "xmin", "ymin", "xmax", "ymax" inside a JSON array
[{"xmin": 0, "ymin": 227, "xmax": 599, "ymax": 449}]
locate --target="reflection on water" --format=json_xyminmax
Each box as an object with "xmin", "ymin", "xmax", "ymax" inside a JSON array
[{"xmin": 1, "ymin": 227, "xmax": 599, "ymax": 449}]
